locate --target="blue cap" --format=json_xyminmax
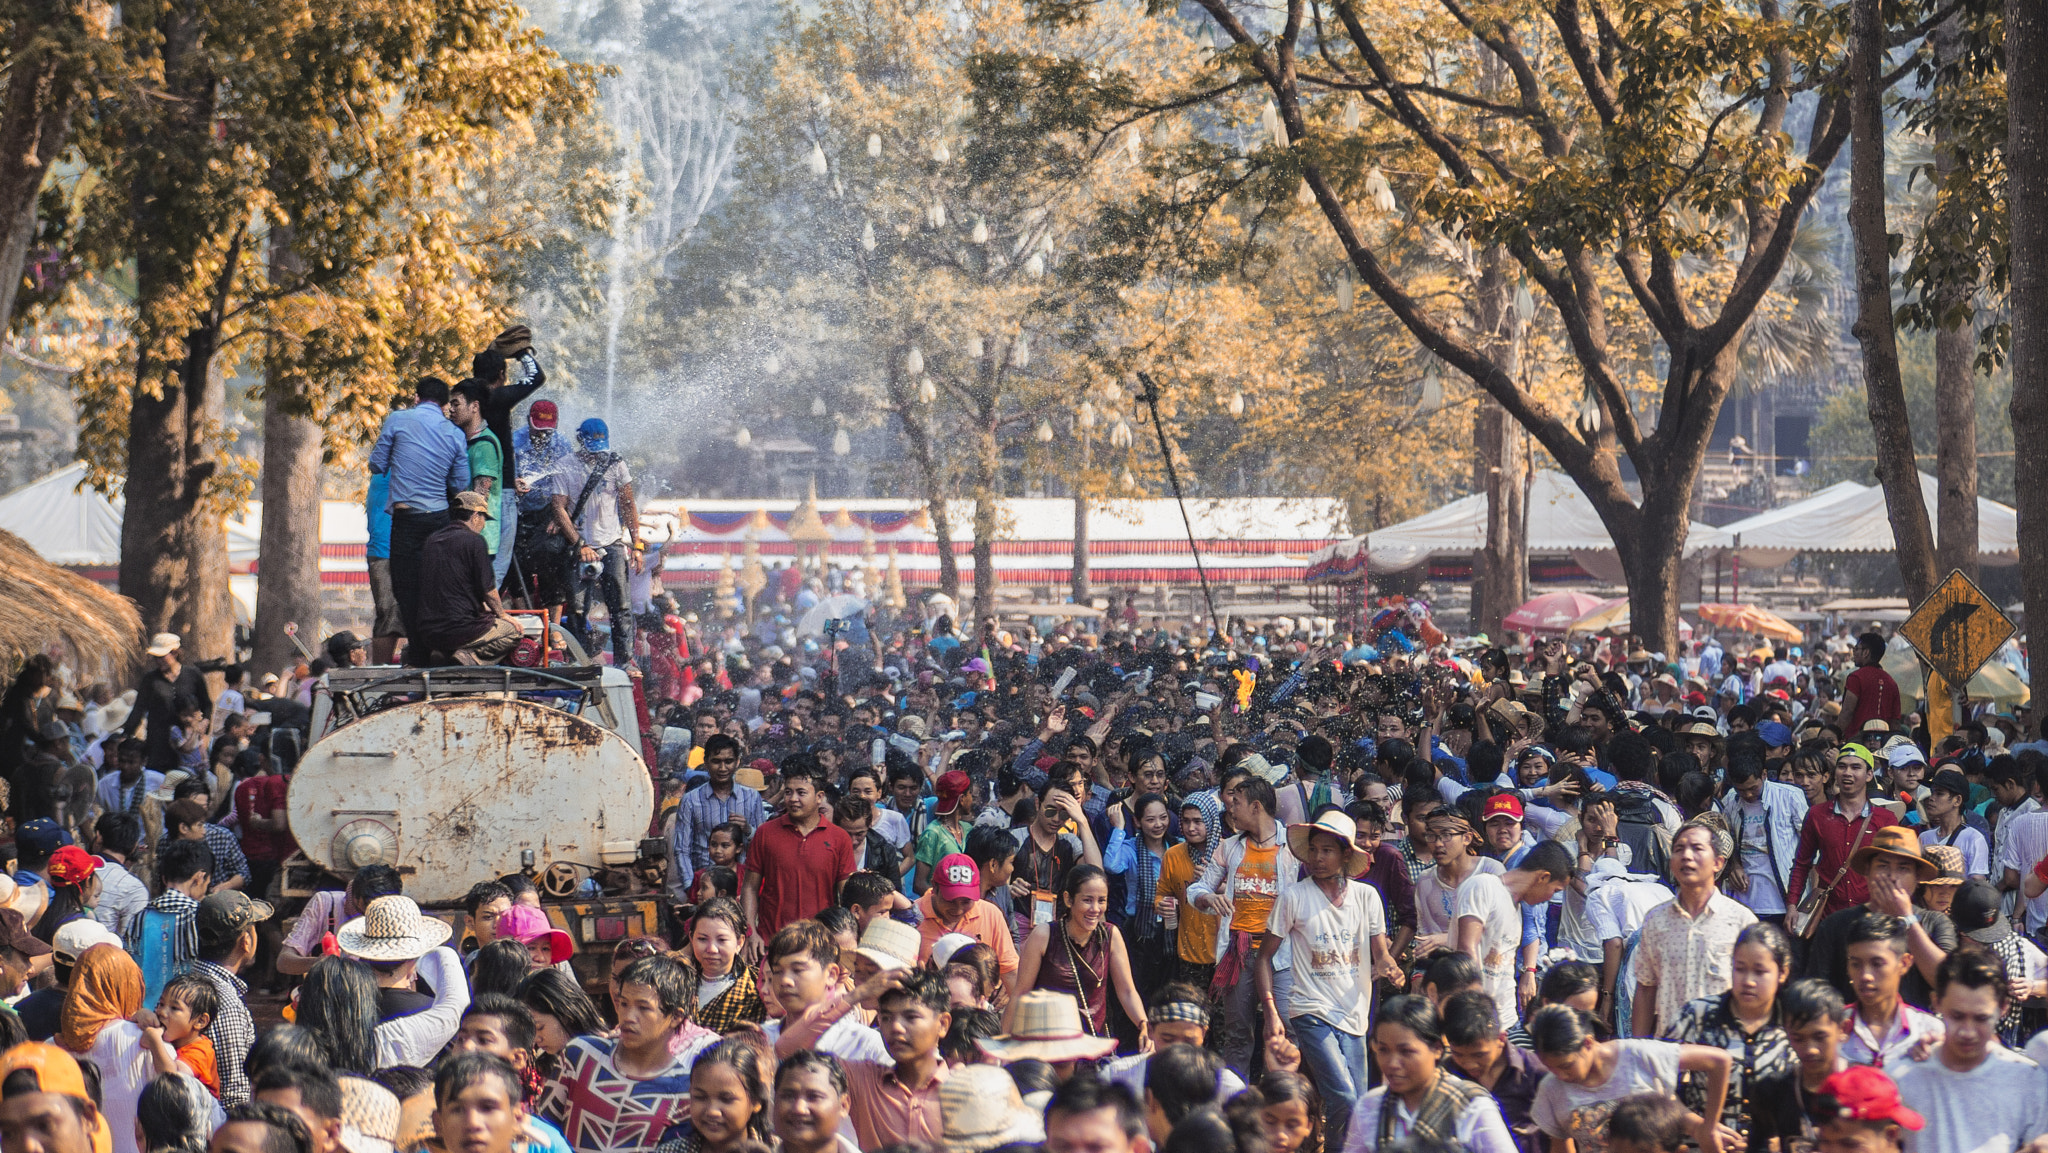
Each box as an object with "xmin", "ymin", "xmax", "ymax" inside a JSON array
[
  {"xmin": 576, "ymin": 418, "xmax": 609, "ymax": 449},
  {"xmin": 1756, "ymin": 720, "xmax": 1793, "ymax": 748},
  {"xmin": 16, "ymin": 819, "xmax": 66, "ymax": 857}
]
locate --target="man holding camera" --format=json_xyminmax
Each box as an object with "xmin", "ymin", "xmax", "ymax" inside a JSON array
[{"xmin": 552, "ymin": 418, "xmax": 639, "ymax": 668}]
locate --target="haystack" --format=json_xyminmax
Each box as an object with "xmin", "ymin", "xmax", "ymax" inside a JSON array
[{"xmin": 0, "ymin": 528, "xmax": 143, "ymax": 675}]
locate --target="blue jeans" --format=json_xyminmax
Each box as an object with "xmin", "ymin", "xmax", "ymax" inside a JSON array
[
  {"xmin": 567, "ymin": 542, "xmax": 633, "ymax": 666},
  {"xmin": 492, "ymin": 487, "xmax": 517, "ymax": 587},
  {"xmin": 1291, "ymin": 1014, "xmax": 1365, "ymax": 1149}
]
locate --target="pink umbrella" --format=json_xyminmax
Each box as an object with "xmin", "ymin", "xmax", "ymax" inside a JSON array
[{"xmin": 1503, "ymin": 591, "xmax": 1610, "ymax": 635}]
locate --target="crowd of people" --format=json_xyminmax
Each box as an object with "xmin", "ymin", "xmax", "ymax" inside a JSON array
[
  {"xmin": 4, "ymin": 582, "xmax": 2048, "ymax": 1153},
  {"xmin": 0, "ymin": 315, "xmax": 2041, "ymax": 1153}
]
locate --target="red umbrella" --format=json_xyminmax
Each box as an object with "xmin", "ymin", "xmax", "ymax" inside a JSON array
[{"xmin": 1503, "ymin": 591, "xmax": 1610, "ymax": 635}]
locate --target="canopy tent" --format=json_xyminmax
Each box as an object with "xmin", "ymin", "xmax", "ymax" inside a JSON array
[
  {"xmin": 1563, "ymin": 596, "xmax": 1694, "ymax": 639},
  {"xmin": 1307, "ymin": 471, "xmax": 1733, "ymax": 584},
  {"xmin": 1721, "ymin": 473, "xmax": 2019, "ymax": 567},
  {"xmin": 0, "ymin": 463, "xmax": 124, "ymax": 567}
]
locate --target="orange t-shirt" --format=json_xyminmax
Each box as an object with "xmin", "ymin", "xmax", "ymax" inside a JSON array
[
  {"xmin": 176, "ymin": 1035, "xmax": 221, "ymax": 1098},
  {"xmin": 1230, "ymin": 843, "xmax": 1280, "ymax": 934},
  {"xmin": 913, "ymin": 893, "xmax": 1021, "ymax": 975}
]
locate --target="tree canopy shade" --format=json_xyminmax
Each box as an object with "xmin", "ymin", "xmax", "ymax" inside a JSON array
[
  {"xmin": 38, "ymin": 0, "xmax": 599, "ymax": 656},
  {"xmin": 990, "ymin": 0, "xmax": 1862, "ymax": 651}
]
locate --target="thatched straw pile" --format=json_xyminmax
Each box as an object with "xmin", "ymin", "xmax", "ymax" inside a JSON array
[{"xmin": 0, "ymin": 528, "xmax": 143, "ymax": 675}]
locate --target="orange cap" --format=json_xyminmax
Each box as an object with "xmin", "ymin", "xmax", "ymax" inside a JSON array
[{"xmin": 0, "ymin": 1043, "xmax": 112, "ymax": 1153}]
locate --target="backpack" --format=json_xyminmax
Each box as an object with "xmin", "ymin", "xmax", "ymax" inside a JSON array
[{"xmin": 1609, "ymin": 790, "xmax": 1675, "ymax": 878}]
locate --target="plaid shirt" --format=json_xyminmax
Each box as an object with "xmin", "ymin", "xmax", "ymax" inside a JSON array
[
  {"xmin": 691, "ymin": 965, "xmax": 765, "ymax": 1033},
  {"xmin": 157, "ymin": 825, "xmax": 252, "ymax": 886},
  {"xmin": 192, "ymin": 960, "xmax": 255, "ymax": 1104}
]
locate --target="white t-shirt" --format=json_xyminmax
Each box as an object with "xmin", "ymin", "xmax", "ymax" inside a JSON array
[
  {"xmin": 1889, "ymin": 1046, "xmax": 2048, "ymax": 1153},
  {"xmin": 1267, "ymin": 877, "xmax": 1385, "ymax": 1035},
  {"xmin": 1531, "ymin": 1040, "xmax": 1681, "ymax": 1153},
  {"xmin": 1998, "ymin": 811, "xmax": 2048, "ymax": 932},
  {"xmin": 1453, "ymin": 871, "xmax": 1521, "ymax": 1031},
  {"xmin": 1924, "ymin": 824, "xmax": 1993, "ymax": 879},
  {"xmin": 763, "ymin": 1014, "xmax": 891, "ymax": 1065},
  {"xmin": 1586, "ymin": 878, "xmax": 1672, "ymax": 944},
  {"xmin": 90, "ymin": 1022, "xmax": 226, "ymax": 1153},
  {"xmin": 1734, "ymin": 798, "xmax": 1787, "ymax": 914},
  {"xmin": 1414, "ymin": 857, "xmax": 1503, "ymax": 937},
  {"xmin": 873, "ymin": 807, "xmax": 912, "ymax": 851}
]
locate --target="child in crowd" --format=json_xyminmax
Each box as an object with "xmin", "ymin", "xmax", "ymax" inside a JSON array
[
  {"xmin": 136, "ymin": 973, "xmax": 220, "ymax": 1097},
  {"xmin": 1807, "ymin": 1067, "xmax": 1921, "ymax": 1153},
  {"xmin": 1605, "ymin": 1093, "xmax": 1692, "ymax": 1153},
  {"xmin": 707, "ymin": 821, "xmax": 747, "ymax": 872},
  {"xmin": 686, "ymin": 1038, "xmax": 772, "ymax": 1153},
  {"xmin": 762, "ymin": 921, "xmax": 888, "ymax": 1064},
  {"xmin": 770, "ymin": 1051, "xmax": 853, "ymax": 1153},
  {"xmin": 1750, "ymin": 978, "xmax": 1853, "ymax": 1151},
  {"xmin": 1254, "ymin": 1070, "xmax": 1324, "ymax": 1153}
]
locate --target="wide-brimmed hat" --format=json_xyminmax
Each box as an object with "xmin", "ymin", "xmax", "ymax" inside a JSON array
[
  {"xmin": 852, "ymin": 918, "xmax": 920, "ymax": 973},
  {"xmin": 339, "ymin": 1073, "xmax": 403, "ymax": 1153},
  {"xmin": 0, "ymin": 878, "xmax": 47, "ymax": 928},
  {"xmin": 941, "ymin": 1064, "xmax": 1046, "ymax": 1153},
  {"xmin": 1848, "ymin": 826, "xmax": 1936, "ymax": 882},
  {"xmin": 1678, "ymin": 720, "xmax": 1722, "ymax": 740},
  {"xmin": 977, "ymin": 991, "xmax": 1117, "ymax": 1062},
  {"xmin": 1286, "ymin": 811, "xmax": 1373, "ymax": 875},
  {"xmin": 337, "ymin": 896, "xmax": 452, "ymax": 962},
  {"xmin": 1920, "ymin": 844, "xmax": 1965, "ymax": 887},
  {"xmin": 98, "ymin": 699, "xmax": 131, "ymax": 730},
  {"xmin": 1237, "ymin": 753, "xmax": 1286, "ymax": 787},
  {"xmin": 494, "ymin": 904, "xmax": 573, "ymax": 965},
  {"xmin": 147, "ymin": 770, "xmax": 192, "ymax": 804}
]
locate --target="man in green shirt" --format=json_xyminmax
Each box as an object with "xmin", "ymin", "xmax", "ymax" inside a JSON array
[{"xmin": 449, "ymin": 381, "xmax": 503, "ymax": 555}]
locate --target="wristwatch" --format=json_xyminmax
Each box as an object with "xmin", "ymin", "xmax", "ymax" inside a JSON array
[{"xmin": 1900, "ymin": 911, "xmax": 1921, "ymax": 929}]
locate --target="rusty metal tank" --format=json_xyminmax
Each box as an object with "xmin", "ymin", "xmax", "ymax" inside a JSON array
[{"xmin": 290, "ymin": 668, "xmax": 657, "ymax": 906}]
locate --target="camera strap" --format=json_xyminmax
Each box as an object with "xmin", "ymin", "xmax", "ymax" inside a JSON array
[{"xmin": 568, "ymin": 453, "xmax": 618, "ymax": 527}]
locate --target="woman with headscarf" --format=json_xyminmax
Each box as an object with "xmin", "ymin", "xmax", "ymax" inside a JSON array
[
  {"xmin": 60, "ymin": 944, "xmax": 221, "ymax": 1153},
  {"xmin": 1159, "ymin": 790, "xmax": 1223, "ymax": 987}
]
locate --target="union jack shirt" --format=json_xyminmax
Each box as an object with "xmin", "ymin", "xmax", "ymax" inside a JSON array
[{"xmin": 536, "ymin": 1036, "xmax": 694, "ymax": 1153}]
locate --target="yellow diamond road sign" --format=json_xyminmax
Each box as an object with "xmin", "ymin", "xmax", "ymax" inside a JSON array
[{"xmin": 1900, "ymin": 568, "xmax": 2015, "ymax": 690}]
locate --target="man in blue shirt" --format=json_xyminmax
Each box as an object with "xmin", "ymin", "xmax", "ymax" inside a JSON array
[
  {"xmin": 369, "ymin": 377, "xmax": 470, "ymax": 645},
  {"xmin": 365, "ymin": 404, "xmax": 400, "ymax": 663}
]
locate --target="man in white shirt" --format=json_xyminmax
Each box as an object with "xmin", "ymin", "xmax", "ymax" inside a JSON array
[
  {"xmin": 1891, "ymin": 951, "xmax": 2048, "ymax": 1153},
  {"xmin": 1421, "ymin": 809, "xmax": 1570, "ymax": 1030},
  {"xmin": 1257, "ymin": 811, "xmax": 1398, "ymax": 1145}
]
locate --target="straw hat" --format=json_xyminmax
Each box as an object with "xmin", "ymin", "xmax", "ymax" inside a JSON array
[
  {"xmin": 1285, "ymin": 811, "xmax": 1372, "ymax": 875},
  {"xmin": 147, "ymin": 770, "xmax": 192, "ymax": 804},
  {"xmin": 852, "ymin": 918, "xmax": 921, "ymax": 973},
  {"xmin": 941, "ymin": 1065, "xmax": 1046, "ymax": 1153},
  {"xmin": 1920, "ymin": 844, "xmax": 1965, "ymax": 887},
  {"xmin": 0, "ymin": 875, "xmax": 47, "ymax": 927},
  {"xmin": 338, "ymin": 1074, "xmax": 403, "ymax": 1153},
  {"xmin": 98, "ymin": 699, "xmax": 131, "ymax": 731},
  {"xmin": 336, "ymin": 896, "xmax": 452, "ymax": 962},
  {"xmin": 977, "ymin": 991, "xmax": 1117, "ymax": 1062}
]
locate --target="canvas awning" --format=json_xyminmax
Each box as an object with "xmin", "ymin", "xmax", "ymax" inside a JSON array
[
  {"xmin": 1308, "ymin": 471, "xmax": 1732, "ymax": 582},
  {"xmin": 1720, "ymin": 474, "xmax": 2019, "ymax": 567}
]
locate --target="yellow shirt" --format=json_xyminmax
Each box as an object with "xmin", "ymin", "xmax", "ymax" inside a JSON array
[
  {"xmin": 1230, "ymin": 843, "xmax": 1280, "ymax": 934},
  {"xmin": 1159, "ymin": 843, "xmax": 1220, "ymax": 964}
]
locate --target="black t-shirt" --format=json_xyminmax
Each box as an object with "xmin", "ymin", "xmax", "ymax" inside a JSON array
[
  {"xmin": 13, "ymin": 985, "xmax": 61, "ymax": 1041},
  {"xmin": 376, "ymin": 985, "xmax": 435, "ymax": 1022},
  {"xmin": 482, "ymin": 376, "xmax": 544, "ymax": 482},
  {"xmin": 414, "ymin": 523, "xmax": 495, "ymax": 650},
  {"xmin": 1802, "ymin": 901, "xmax": 1957, "ymax": 1009}
]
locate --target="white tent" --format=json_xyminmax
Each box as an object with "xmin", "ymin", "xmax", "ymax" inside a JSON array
[
  {"xmin": 1721, "ymin": 472, "xmax": 2019, "ymax": 567},
  {"xmin": 0, "ymin": 463, "xmax": 124, "ymax": 565},
  {"xmin": 1310, "ymin": 471, "xmax": 1732, "ymax": 582}
]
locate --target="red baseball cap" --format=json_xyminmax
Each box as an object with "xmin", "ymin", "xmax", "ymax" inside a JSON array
[
  {"xmin": 934, "ymin": 769, "xmax": 972, "ymax": 816},
  {"xmin": 933, "ymin": 853, "xmax": 980, "ymax": 900},
  {"xmin": 1818, "ymin": 1066, "xmax": 1923, "ymax": 1130},
  {"xmin": 527, "ymin": 400, "xmax": 559, "ymax": 429},
  {"xmin": 1482, "ymin": 793, "xmax": 1525, "ymax": 822}
]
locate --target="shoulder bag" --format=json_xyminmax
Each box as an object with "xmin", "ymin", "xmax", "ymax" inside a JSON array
[{"xmin": 1786, "ymin": 808, "xmax": 1873, "ymax": 938}]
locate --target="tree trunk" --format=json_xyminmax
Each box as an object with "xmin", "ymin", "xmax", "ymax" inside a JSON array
[
  {"xmin": 2011, "ymin": 0, "xmax": 2048, "ymax": 729},
  {"xmin": 886, "ymin": 359, "xmax": 957, "ymax": 607},
  {"xmin": 1849, "ymin": 0, "xmax": 1940, "ymax": 603},
  {"xmin": 1071, "ymin": 488, "xmax": 1090, "ymax": 606},
  {"xmin": 120, "ymin": 311, "xmax": 237, "ymax": 663},
  {"xmin": 1932, "ymin": 15, "xmax": 1979, "ymax": 583},
  {"xmin": 252, "ymin": 232, "xmax": 324, "ymax": 677},
  {"xmin": 1471, "ymin": 250, "xmax": 1527, "ymax": 640},
  {"xmin": 970, "ymin": 396, "xmax": 999, "ymax": 629},
  {"xmin": 0, "ymin": 2, "xmax": 90, "ymax": 339}
]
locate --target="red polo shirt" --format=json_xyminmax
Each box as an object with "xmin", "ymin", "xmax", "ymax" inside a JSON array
[{"xmin": 750, "ymin": 812, "xmax": 856, "ymax": 937}]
